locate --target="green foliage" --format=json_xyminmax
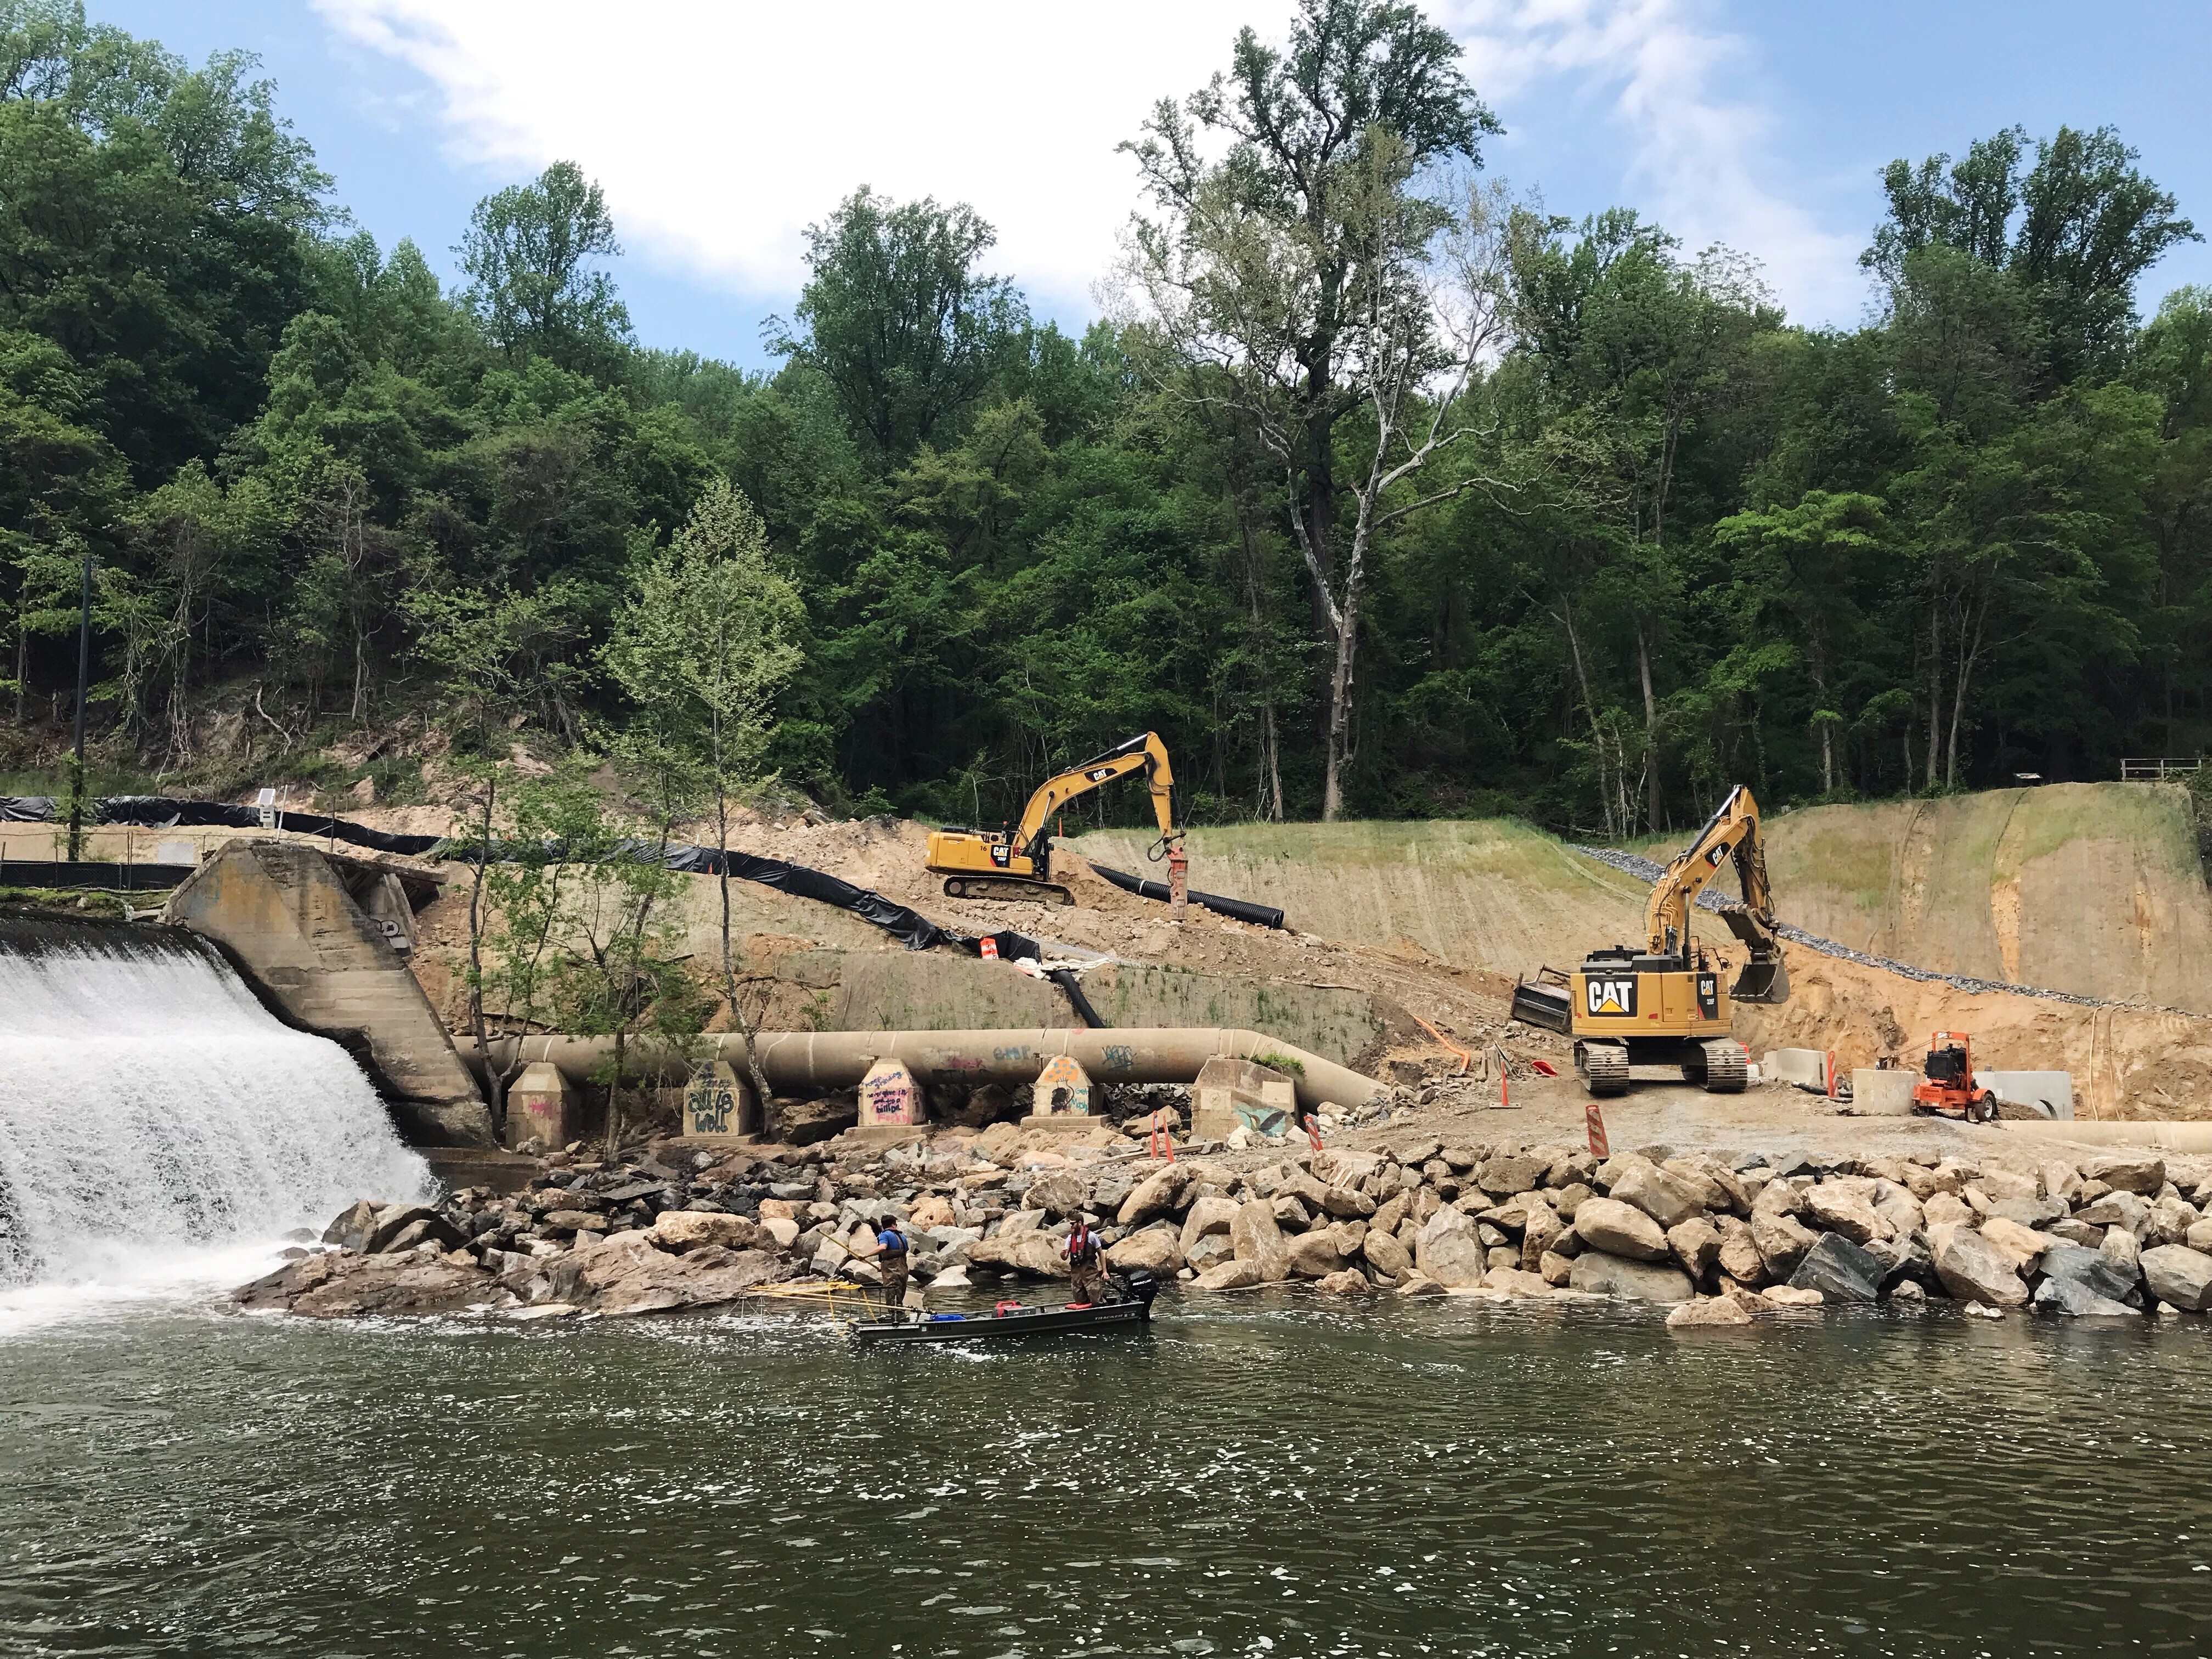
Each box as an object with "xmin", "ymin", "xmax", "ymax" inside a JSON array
[{"xmin": 0, "ymin": 5, "xmax": 2206, "ymax": 849}]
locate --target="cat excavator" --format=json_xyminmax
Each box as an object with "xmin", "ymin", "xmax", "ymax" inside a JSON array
[
  {"xmin": 1511, "ymin": 785, "xmax": 1792, "ymax": 1094},
  {"xmin": 926, "ymin": 731, "xmax": 1182, "ymax": 906}
]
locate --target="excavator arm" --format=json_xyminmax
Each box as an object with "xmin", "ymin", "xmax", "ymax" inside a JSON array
[
  {"xmin": 1646, "ymin": 784, "xmax": 1790, "ymax": 1005},
  {"xmin": 1011, "ymin": 731, "xmax": 1182, "ymax": 870}
]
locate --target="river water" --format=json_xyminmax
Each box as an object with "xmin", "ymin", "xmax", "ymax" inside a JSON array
[{"xmin": 2, "ymin": 1277, "xmax": 2208, "ymax": 1659}]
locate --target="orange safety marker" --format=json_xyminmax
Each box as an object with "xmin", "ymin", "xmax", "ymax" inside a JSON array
[
  {"xmin": 980, "ymin": 937, "xmax": 999, "ymax": 961},
  {"xmin": 1411, "ymin": 1013, "xmax": 1472, "ymax": 1075},
  {"xmin": 1302, "ymin": 1113, "xmax": 1324, "ymax": 1150},
  {"xmin": 1148, "ymin": 1108, "xmax": 1176, "ymax": 1162},
  {"xmin": 1586, "ymin": 1102, "xmax": 1610, "ymax": 1159},
  {"xmin": 1825, "ymin": 1049, "xmax": 1837, "ymax": 1099}
]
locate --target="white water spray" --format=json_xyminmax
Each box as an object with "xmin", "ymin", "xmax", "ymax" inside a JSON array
[{"xmin": 0, "ymin": 923, "xmax": 431, "ymax": 1288}]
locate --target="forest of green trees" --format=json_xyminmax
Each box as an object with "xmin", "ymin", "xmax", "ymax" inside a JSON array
[{"xmin": 2, "ymin": 0, "xmax": 2206, "ymax": 838}]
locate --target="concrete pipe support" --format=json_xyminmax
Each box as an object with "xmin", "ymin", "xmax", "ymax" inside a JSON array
[{"xmin": 464, "ymin": 1027, "xmax": 1387, "ymax": 1115}]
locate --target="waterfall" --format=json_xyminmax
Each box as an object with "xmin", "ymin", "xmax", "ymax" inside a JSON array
[{"xmin": 0, "ymin": 919, "xmax": 431, "ymax": 1287}]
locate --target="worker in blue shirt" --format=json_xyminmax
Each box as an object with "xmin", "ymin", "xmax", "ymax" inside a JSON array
[{"xmin": 874, "ymin": 1218, "xmax": 911, "ymax": 1317}]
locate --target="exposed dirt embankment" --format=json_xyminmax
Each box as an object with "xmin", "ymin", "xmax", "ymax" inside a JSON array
[
  {"xmin": 1751, "ymin": 783, "xmax": 2212, "ymax": 1013},
  {"xmin": 1084, "ymin": 803, "xmax": 2212, "ymax": 1120}
]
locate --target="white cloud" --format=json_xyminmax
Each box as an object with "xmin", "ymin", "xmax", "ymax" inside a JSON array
[
  {"xmin": 1444, "ymin": 0, "xmax": 1870, "ymax": 323},
  {"xmin": 315, "ymin": 0, "xmax": 1867, "ymax": 328}
]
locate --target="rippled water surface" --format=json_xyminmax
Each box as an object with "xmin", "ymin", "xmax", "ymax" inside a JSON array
[{"xmin": 2, "ymin": 1286, "xmax": 2208, "ymax": 1657}]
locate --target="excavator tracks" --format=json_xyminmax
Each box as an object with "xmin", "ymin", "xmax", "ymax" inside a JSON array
[
  {"xmin": 1575, "ymin": 1040, "xmax": 1629, "ymax": 1096},
  {"xmin": 1689, "ymin": 1039, "xmax": 1749, "ymax": 1093},
  {"xmin": 941, "ymin": 876, "xmax": 1074, "ymax": 907}
]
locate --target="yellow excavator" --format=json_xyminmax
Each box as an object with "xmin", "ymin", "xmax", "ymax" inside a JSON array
[
  {"xmin": 926, "ymin": 731, "xmax": 1182, "ymax": 905},
  {"xmin": 1511, "ymin": 784, "xmax": 1791, "ymax": 1094}
]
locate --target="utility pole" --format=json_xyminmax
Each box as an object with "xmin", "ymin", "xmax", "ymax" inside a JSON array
[{"xmin": 65, "ymin": 550, "xmax": 91, "ymax": 862}]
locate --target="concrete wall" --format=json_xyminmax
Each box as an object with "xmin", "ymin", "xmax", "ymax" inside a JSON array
[{"xmin": 166, "ymin": 841, "xmax": 492, "ymax": 1145}]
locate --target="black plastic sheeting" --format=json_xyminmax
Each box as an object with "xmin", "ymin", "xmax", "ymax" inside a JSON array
[
  {"xmin": 1087, "ymin": 861, "xmax": 1286, "ymax": 930},
  {"xmin": 0, "ymin": 860, "xmax": 196, "ymax": 891},
  {"xmin": 0, "ymin": 794, "xmax": 1110, "ymax": 1019}
]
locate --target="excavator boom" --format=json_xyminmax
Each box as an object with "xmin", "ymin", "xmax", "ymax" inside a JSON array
[{"xmin": 1647, "ymin": 784, "xmax": 1789, "ymax": 1005}]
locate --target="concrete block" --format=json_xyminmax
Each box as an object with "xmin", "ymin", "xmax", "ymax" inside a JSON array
[
  {"xmin": 681, "ymin": 1060, "xmax": 757, "ymax": 1139},
  {"xmin": 506, "ymin": 1061, "xmax": 577, "ymax": 1150},
  {"xmin": 164, "ymin": 840, "xmax": 491, "ymax": 1144},
  {"xmin": 859, "ymin": 1058, "xmax": 925, "ymax": 1126},
  {"xmin": 1764, "ymin": 1048, "xmax": 1830, "ymax": 1087},
  {"xmin": 1192, "ymin": 1056, "xmax": 1295, "ymax": 1140},
  {"xmin": 1851, "ymin": 1069, "xmax": 1918, "ymax": 1116},
  {"xmin": 1977, "ymin": 1071, "xmax": 2073, "ymax": 1120},
  {"xmin": 1031, "ymin": 1054, "xmax": 1093, "ymax": 1116}
]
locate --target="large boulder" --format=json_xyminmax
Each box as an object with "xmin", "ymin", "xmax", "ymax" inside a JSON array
[
  {"xmin": 2084, "ymin": 1154, "xmax": 2165, "ymax": 1197},
  {"xmin": 1179, "ymin": 1194, "xmax": 1241, "ymax": 1255},
  {"xmin": 2139, "ymin": 1245, "xmax": 2212, "ymax": 1312},
  {"xmin": 1573, "ymin": 1198, "xmax": 1670, "ymax": 1263},
  {"xmin": 1414, "ymin": 1211, "xmax": 1488, "ymax": 1289},
  {"xmin": 1568, "ymin": 1253, "xmax": 1695, "ymax": 1304},
  {"xmin": 233, "ymin": 1250, "xmax": 495, "ymax": 1317},
  {"xmin": 2148, "ymin": 1195, "xmax": 2202, "ymax": 1248},
  {"xmin": 1105, "ymin": 1228, "xmax": 1183, "ymax": 1276},
  {"xmin": 1750, "ymin": 1209, "xmax": 1820, "ymax": 1277},
  {"xmin": 1928, "ymin": 1222, "xmax": 2028, "ymax": 1308},
  {"xmin": 2075, "ymin": 1191, "xmax": 2151, "ymax": 1234},
  {"xmin": 1667, "ymin": 1216, "xmax": 1723, "ymax": 1282},
  {"xmin": 1024, "ymin": 1172, "xmax": 1091, "ymax": 1217},
  {"xmin": 1286, "ymin": 1229, "xmax": 1348, "ymax": 1279},
  {"xmin": 1977, "ymin": 1217, "xmax": 2060, "ymax": 1273},
  {"xmin": 1313, "ymin": 1268, "xmax": 1372, "ymax": 1295},
  {"xmin": 1229, "ymin": 1199, "xmax": 1291, "ymax": 1283},
  {"xmin": 2036, "ymin": 1244, "xmax": 2143, "ymax": 1312},
  {"xmin": 1519, "ymin": 1197, "xmax": 1563, "ymax": 1270},
  {"xmin": 1118, "ymin": 1165, "xmax": 1189, "ymax": 1227},
  {"xmin": 1605, "ymin": 1159, "xmax": 1706, "ymax": 1229},
  {"xmin": 1476, "ymin": 1152, "xmax": 1545, "ymax": 1195},
  {"xmin": 2033, "ymin": 1275, "xmax": 2138, "ymax": 1317},
  {"xmin": 1362, "ymin": 1227, "xmax": 1412, "ymax": 1283},
  {"xmin": 321, "ymin": 1199, "xmax": 382, "ymax": 1253},
  {"xmin": 1922, "ymin": 1192, "xmax": 1974, "ymax": 1229},
  {"xmin": 1714, "ymin": 1216, "xmax": 1767, "ymax": 1287},
  {"xmin": 651, "ymin": 1210, "xmax": 759, "ymax": 1253},
  {"xmin": 563, "ymin": 1232, "xmax": 786, "ymax": 1316},
  {"xmin": 1987, "ymin": 1195, "xmax": 2068, "ymax": 1232},
  {"xmin": 1193, "ymin": 1259, "xmax": 1264, "ymax": 1291},
  {"xmin": 1666, "ymin": 1295, "xmax": 1753, "ymax": 1329},
  {"xmin": 1787, "ymin": 1232, "xmax": 1883, "ymax": 1304},
  {"xmin": 1802, "ymin": 1184, "xmax": 1892, "ymax": 1246},
  {"xmin": 365, "ymin": 1204, "xmax": 465, "ymax": 1255},
  {"xmin": 1314, "ymin": 1183, "xmax": 1376, "ymax": 1220}
]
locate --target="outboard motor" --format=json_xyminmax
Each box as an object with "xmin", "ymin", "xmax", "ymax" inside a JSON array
[{"xmin": 1120, "ymin": 1268, "xmax": 1159, "ymax": 1308}]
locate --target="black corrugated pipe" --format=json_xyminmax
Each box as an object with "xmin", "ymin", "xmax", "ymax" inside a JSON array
[
  {"xmin": 1048, "ymin": 967, "xmax": 1109, "ymax": 1028},
  {"xmin": 1086, "ymin": 861, "xmax": 1286, "ymax": 930}
]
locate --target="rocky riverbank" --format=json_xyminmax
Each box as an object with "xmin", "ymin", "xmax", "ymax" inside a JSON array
[{"xmin": 233, "ymin": 1119, "xmax": 2212, "ymax": 1324}]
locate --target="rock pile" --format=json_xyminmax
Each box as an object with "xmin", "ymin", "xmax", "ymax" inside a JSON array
[{"xmin": 234, "ymin": 1122, "xmax": 2212, "ymax": 1325}]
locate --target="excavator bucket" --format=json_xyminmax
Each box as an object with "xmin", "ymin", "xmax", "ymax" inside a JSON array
[
  {"xmin": 1510, "ymin": 977, "xmax": 1574, "ymax": 1034},
  {"xmin": 1729, "ymin": 953, "xmax": 1790, "ymax": 1005}
]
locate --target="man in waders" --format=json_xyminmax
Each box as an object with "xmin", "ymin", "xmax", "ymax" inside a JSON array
[
  {"xmin": 873, "ymin": 1217, "xmax": 911, "ymax": 1319},
  {"xmin": 1065, "ymin": 1213, "xmax": 1107, "ymax": 1305}
]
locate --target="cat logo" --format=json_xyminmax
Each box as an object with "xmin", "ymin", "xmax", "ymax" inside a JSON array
[
  {"xmin": 1705, "ymin": 842, "xmax": 1728, "ymax": 867},
  {"xmin": 1584, "ymin": 977, "xmax": 1637, "ymax": 1018},
  {"xmin": 1085, "ymin": 766, "xmax": 1115, "ymax": 781},
  {"xmin": 990, "ymin": 843, "xmax": 1011, "ymax": 866}
]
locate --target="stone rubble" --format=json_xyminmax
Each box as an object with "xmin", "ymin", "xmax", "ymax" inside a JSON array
[{"xmin": 234, "ymin": 1122, "xmax": 2212, "ymax": 1331}]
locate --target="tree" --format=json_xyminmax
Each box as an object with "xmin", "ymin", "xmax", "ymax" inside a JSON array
[
  {"xmin": 1867, "ymin": 125, "xmax": 2199, "ymax": 385},
  {"xmin": 603, "ymin": 477, "xmax": 804, "ymax": 1118},
  {"xmin": 1124, "ymin": 0, "xmax": 1506, "ymax": 817},
  {"xmin": 771, "ymin": 186, "xmax": 1026, "ymax": 466},
  {"xmin": 407, "ymin": 580, "xmax": 593, "ymax": 1136},
  {"xmin": 459, "ymin": 161, "xmax": 631, "ymax": 376}
]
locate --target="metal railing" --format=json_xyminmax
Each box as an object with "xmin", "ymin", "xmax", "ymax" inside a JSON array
[{"xmin": 2119, "ymin": 758, "xmax": 2204, "ymax": 781}]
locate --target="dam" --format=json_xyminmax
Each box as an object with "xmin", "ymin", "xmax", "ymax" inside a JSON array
[{"xmin": 0, "ymin": 918, "xmax": 429, "ymax": 1291}]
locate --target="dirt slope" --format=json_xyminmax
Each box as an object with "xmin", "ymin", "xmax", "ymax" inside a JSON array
[{"xmin": 1754, "ymin": 783, "xmax": 2212, "ymax": 1012}]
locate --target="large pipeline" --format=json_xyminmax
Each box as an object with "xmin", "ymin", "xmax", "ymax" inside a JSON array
[
  {"xmin": 1999, "ymin": 1119, "xmax": 2212, "ymax": 1153},
  {"xmin": 464, "ymin": 1026, "xmax": 1386, "ymax": 1114}
]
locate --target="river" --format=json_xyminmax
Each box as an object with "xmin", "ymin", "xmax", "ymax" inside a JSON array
[{"xmin": 2, "ymin": 1271, "xmax": 2207, "ymax": 1658}]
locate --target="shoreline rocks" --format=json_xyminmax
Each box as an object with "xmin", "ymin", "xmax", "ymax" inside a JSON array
[{"xmin": 234, "ymin": 1122, "xmax": 2212, "ymax": 1330}]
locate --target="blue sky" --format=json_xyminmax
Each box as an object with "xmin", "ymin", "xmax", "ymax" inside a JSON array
[{"xmin": 95, "ymin": 1, "xmax": 2212, "ymax": 370}]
